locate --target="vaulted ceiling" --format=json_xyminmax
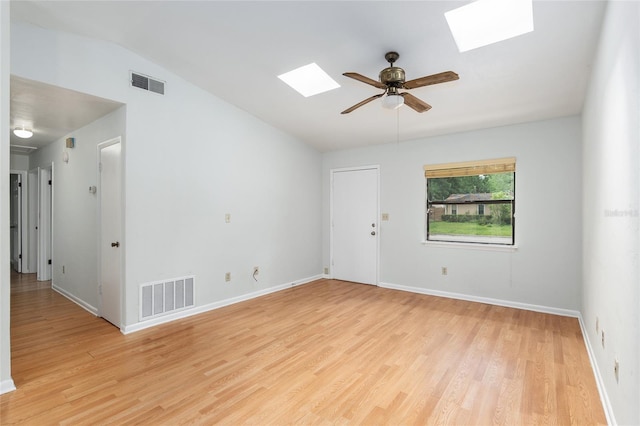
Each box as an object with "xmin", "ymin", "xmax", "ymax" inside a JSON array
[{"xmin": 10, "ymin": 1, "xmax": 606, "ymax": 153}]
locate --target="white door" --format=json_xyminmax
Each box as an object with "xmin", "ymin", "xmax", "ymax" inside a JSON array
[
  {"xmin": 99, "ymin": 138, "xmax": 122, "ymax": 327},
  {"xmin": 37, "ymin": 167, "xmax": 52, "ymax": 281},
  {"xmin": 331, "ymin": 167, "xmax": 379, "ymax": 285},
  {"xmin": 10, "ymin": 174, "xmax": 22, "ymax": 273}
]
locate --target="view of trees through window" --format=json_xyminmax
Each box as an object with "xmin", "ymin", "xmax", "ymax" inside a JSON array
[{"xmin": 426, "ymin": 172, "xmax": 515, "ymax": 245}]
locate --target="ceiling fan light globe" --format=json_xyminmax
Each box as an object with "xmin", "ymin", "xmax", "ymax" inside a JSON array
[{"xmin": 381, "ymin": 94, "xmax": 404, "ymax": 110}]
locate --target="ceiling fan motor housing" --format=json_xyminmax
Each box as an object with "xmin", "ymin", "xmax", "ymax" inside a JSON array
[{"xmin": 379, "ymin": 67, "xmax": 405, "ymax": 87}]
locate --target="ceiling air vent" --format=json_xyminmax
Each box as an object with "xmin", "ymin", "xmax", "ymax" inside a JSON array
[{"xmin": 130, "ymin": 71, "xmax": 165, "ymax": 95}]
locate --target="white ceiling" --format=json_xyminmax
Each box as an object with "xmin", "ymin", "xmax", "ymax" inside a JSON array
[
  {"xmin": 10, "ymin": 1, "xmax": 606, "ymax": 153},
  {"xmin": 10, "ymin": 76, "xmax": 123, "ymax": 153}
]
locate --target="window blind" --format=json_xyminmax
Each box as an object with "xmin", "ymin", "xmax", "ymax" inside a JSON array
[{"xmin": 424, "ymin": 157, "xmax": 516, "ymax": 178}]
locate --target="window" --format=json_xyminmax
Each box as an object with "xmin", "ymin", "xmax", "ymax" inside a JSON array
[{"xmin": 425, "ymin": 158, "xmax": 515, "ymax": 245}]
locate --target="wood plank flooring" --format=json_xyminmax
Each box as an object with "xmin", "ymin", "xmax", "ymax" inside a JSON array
[{"xmin": 1, "ymin": 273, "xmax": 606, "ymax": 425}]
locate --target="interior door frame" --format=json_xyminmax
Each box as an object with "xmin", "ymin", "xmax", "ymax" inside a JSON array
[
  {"xmin": 9, "ymin": 170, "xmax": 27, "ymax": 273},
  {"xmin": 329, "ymin": 165, "xmax": 380, "ymax": 285},
  {"xmin": 97, "ymin": 136, "xmax": 123, "ymax": 328},
  {"xmin": 37, "ymin": 165, "xmax": 53, "ymax": 281},
  {"xmin": 27, "ymin": 168, "xmax": 39, "ymax": 273}
]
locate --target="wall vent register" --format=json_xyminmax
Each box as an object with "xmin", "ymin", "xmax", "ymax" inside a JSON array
[
  {"xmin": 139, "ymin": 276, "xmax": 195, "ymax": 321},
  {"xmin": 130, "ymin": 71, "xmax": 165, "ymax": 95}
]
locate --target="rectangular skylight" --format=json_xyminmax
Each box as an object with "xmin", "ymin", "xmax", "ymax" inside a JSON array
[
  {"xmin": 278, "ymin": 63, "xmax": 340, "ymax": 97},
  {"xmin": 445, "ymin": 0, "xmax": 534, "ymax": 52}
]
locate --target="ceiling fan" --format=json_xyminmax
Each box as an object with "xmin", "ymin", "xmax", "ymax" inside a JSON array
[{"xmin": 341, "ymin": 51, "xmax": 459, "ymax": 114}]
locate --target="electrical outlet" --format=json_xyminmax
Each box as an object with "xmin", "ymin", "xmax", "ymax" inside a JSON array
[
  {"xmin": 441, "ymin": 267, "xmax": 448, "ymax": 276},
  {"xmin": 381, "ymin": 213, "xmax": 390, "ymax": 221},
  {"xmin": 324, "ymin": 267, "xmax": 329, "ymax": 275},
  {"xmin": 601, "ymin": 330, "xmax": 605, "ymax": 348},
  {"xmin": 614, "ymin": 358, "xmax": 619, "ymax": 383},
  {"xmin": 225, "ymin": 272, "xmax": 231, "ymax": 282},
  {"xmin": 225, "ymin": 213, "xmax": 231, "ymax": 223}
]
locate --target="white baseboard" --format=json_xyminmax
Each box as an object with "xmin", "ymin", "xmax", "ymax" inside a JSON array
[
  {"xmin": 0, "ymin": 378, "xmax": 16, "ymax": 395},
  {"xmin": 52, "ymin": 284, "xmax": 98, "ymax": 316},
  {"xmin": 122, "ymin": 274, "xmax": 323, "ymax": 334},
  {"xmin": 378, "ymin": 281, "xmax": 581, "ymax": 317},
  {"xmin": 577, "ymin": 315, "xmax": 616, "ymax": 426}
]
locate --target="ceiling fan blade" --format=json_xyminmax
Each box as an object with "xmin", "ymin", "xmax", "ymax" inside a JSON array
[
  {"xmin": 403, "ymin": 71, "xmax": 459, "ymax": 90},
  {"xmin": 400, "ymin": 93, "xmax": 432, "ymax": 113},
  {"xmin": 341, "ymin": 93, "xmax": 385, "ymax": 114},
  {"xmin": 343, "ymin": 72, "xmax": 387, "ymax": 90}
]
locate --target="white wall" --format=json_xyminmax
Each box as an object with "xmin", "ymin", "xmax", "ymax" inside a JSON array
[
  {"xmin": 323, "ymin": 116, "xmax": 583, "ymax": 312},
  {"xmin": 0, "ymin": 0, "xmax": 15, "ymax": 394},
  {"xmin": 10, "ymin": 21, "xmax": 323, "ymax": 329},
  {"xmin": 9, "ymin": 153, "xmax": 29, "ymax": 171},
  {"xmin": 582, "ymin": 1, "xmax": 640, "ymax": 424},
  {"xmin": 29, "ymin": 107, "xmax": 126, "ymax": 312}
]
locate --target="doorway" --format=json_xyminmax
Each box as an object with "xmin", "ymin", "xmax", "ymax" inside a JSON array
[
  {"xmin": 330, "ymin": 166, "xmax": 379, "ymax": 285},
  {"xmin": 9, "ymin": 172, "xmax": 26, "ymax": 273},
  {"xmin": 98, "ymin": 137, "xmax": 122, "ymax": 328},
  {"xmin": 37, "ymin": 166, "xmax": 53, "ymax": 281}
]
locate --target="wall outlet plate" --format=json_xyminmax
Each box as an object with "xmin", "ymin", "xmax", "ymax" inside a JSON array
[{"xmin": 225, "ymin": 272, "xmax": 231, "ymax": 282}]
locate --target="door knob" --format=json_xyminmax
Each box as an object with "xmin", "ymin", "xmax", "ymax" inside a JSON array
[
  {"xmin": 111, "ymin": 242, "xmax": 120, "ymax": 247},
  {"xmin": 371, "ymin": 231, "xmax": 376, "ymax": 236}
]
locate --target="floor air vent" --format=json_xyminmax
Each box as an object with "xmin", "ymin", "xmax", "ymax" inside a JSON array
[
  {"xmin": 140, "ymin": 276, "xmax": 195, "ymax": 321},
  {"xmin": 130, "ymin": 71, "xmax": 165, "ymax": 95}
]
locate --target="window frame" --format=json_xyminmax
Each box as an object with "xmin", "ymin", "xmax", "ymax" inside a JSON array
[{"xmin": 424, "ymin": 158, "xmax": 516, "ymax": 247}]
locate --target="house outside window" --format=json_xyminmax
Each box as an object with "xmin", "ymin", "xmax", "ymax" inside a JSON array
[{"xmin": 425, "ymin": 158, "xmax": 515, "ymax": 245}]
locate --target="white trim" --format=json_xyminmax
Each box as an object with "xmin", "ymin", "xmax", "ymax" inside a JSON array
[
  {"xmin": 422, "ymin": 240, "xmax": 518, "ymax": 252},
  {"xmin": 9, "ymin": 170, "xmax": 28, "ymax": 273},
  {"xmin": 122, "ymin": 274, "xmax": 323, "ymax": 334},
  {"xmin": 0, "ymin": 379, "xmax": 16, "ymax": 395},
  {"xmin": 378, "ymin": 281, "xmax": 580, "ymax": 318},
  {"xmin": 577, "ymin": 314, "xmax": 616, "ymax": 426},
  {"xmin": 52, "ymin": 284, "xmax": 98, "ymax": 316}
]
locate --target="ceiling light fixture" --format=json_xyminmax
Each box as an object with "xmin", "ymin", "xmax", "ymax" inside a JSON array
[
  {"xmin": 445, "ymin": 0, "xmax": 534, "ymax": 52},
  {"xmin": 13, "ymin": 126, "xmax": 34, "ymax": 139},
  {"xmin": 381, "ymin": 94, "xmax": 404, "ymax": 110},
  {"xmin": 278, "ymin": 63, "xmax": 340, "ymax": 97}
]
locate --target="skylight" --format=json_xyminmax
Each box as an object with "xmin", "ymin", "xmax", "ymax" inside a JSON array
[
  {"xmin": 278, "ymin": 63, "xmax": 340, "ymax": 97},
  {"xmin": 445, "ymin": 0, "xmax": 534, "ymax": 52}
]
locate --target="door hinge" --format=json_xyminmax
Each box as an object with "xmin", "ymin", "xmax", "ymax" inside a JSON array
[
  {"xmin": 19, "ymin": 254, "xmax": 22, "ymax": 259},
  {"xmin": 18, "ymin": 182, "xmax": 22, "ymax": 187},
  {"xmin": 48, "ymin": 179, "xmax": 52, "ymax": 185},
  {"xmin": 48, "ymin": 259, "xmax": 52, "ymax": 265}
]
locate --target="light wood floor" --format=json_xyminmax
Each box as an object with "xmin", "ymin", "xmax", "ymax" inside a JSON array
[{"xmin": 1, "ymin": 272, "xmax": 606, "ymax": 425}]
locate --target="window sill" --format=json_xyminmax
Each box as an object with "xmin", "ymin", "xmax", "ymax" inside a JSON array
[{"xmin": 421, "ymin": 240, "xmax": 518, "ymax": 252}]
